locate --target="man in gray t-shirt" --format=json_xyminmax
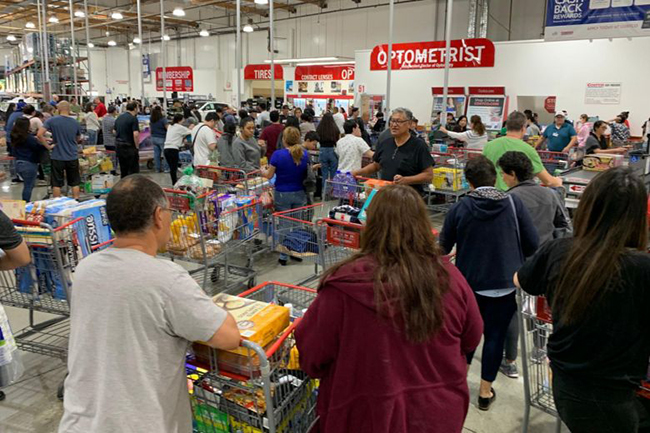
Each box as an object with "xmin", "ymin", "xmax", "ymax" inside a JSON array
[{"xmin": 59, "ymin": 175, "xmax": 240, "ymax": 433}]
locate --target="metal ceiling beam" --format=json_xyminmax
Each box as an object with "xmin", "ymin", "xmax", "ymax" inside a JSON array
[{"xmin": 189, "ymin": 0, "xmax": 269, "ymax": 17}]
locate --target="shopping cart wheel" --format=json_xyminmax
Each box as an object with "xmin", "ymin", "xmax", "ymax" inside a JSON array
[
  {"xmin": 146, "ymin": 160, "xmax": 154, "ymax": 170},
  {"xmin": 0, "ymin": 391, "xmax": 5, "ymax": 401},
  {"xmin": 210, "ymin": 266, "xmax": 221, "ymax": 283},
  {"xmin": 57, "ymin": 383, "xmax": 64, "ymax": 401},
  {"xmin": 247, "ymin": 278, "xmax": 256, "ymax": 289}
]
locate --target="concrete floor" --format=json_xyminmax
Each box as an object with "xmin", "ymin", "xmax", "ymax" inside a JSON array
[{"xmin": 0, "ymin": 172, "xmax": 565, "ymax": 433}]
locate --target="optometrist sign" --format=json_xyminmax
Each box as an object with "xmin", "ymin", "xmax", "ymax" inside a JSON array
[
  {"xmin": 370, "ymin": 38, "xmax": 495, "ymax": 71},
  {"xmin": 545, "ymin": 0, "xmax": 650, "ymax": 41}
]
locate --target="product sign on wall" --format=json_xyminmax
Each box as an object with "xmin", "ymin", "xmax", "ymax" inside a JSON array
[
  {"xmin": 156, "ymin": 66, "xmax": 193, "ymax": 92},
  {"xmin": 243, "ymin": 64, "xmax": 284, "ymax": 80},
  {"xmin": 584, "ymin": 82, "xmax": 622, "ymax": 104},
  {"xmin": 545, "ymin": 0, "xmax": 650, "ymax": 41},
  {"xmin": 370, "ymin": 38, "xmax": 495, "ymax": 71},
  {"xmin": 430, "ymin": 87, "xmax": 467, "ymax": 122},
  {"xmin": 465, "ymin": 92, "xmax": 508, "ymax": 131},
  {"xmin": 294, "ymin": 65, "xmax": 355, "ymax": 81}
]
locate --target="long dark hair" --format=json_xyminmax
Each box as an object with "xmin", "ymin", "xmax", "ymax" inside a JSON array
[
  {"xmin": 316, "ymin": 113, "xmax": 340, "ymax": 143},
  {"xmin": 10, "ymin": 117, "xmax": 31, "ymax": 147},
  {"xmin": 150, "ymin": 106, "xmax": 164, "ymax": 124},
  {"xmin": 319, "ymin": 185, "xmax": 450, "ymax": 343},
  {"xmin": 224, "ymin": 121, "xmax": 237, "ymax": 146},
  {"xmin": 470, "ymin": 115, "xmax": 486, "ymax": 136},
  {"xmin": 552, "ymin": 167, "xmax": 648, "ymax": 324}
]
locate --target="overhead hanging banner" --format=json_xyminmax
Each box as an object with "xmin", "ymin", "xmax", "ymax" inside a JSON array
[
  {"xmin": 244, "ymin": 64, "xmax": 284, "ymax": 80},
  {"xmin": 156, "ymin": 66, "xmax": 193, "ymax": 92},
  {"xmin": 370, "ymin": 38, "xmax": 495, "ymax": 71},
  {"xmin": 294, "ymin": 65, "xmax": 355, "ymax": 81},
  {"xmin": 545, "ymin": 0, "xmax": 650, "ymax": 41}
]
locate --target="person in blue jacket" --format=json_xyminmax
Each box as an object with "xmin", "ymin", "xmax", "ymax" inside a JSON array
[{"xmin": 439, "ymin": 154, "xmax": 539, "ymax": 411}]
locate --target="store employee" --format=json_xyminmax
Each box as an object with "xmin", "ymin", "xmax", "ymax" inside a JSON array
[
  {"xmin": 535, "ymin": 112, "xmax": 577, "ymax": 153},
  {"xmin": 353, "ymin": 107, "xmax": 433, "ymax": 192}
]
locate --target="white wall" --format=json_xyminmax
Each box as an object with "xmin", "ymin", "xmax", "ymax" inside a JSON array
[{"xmin": 354, "ymin": 37, "xmax": 650, "ymax": 136}]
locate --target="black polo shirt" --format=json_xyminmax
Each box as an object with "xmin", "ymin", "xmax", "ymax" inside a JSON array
[
  {"xmin": 373, "ymin": 134, "xmax": 434, "ymax": 191},
  {"xmin": 114, "ymin": 112, "xmax": 140, "ymax": 146}
]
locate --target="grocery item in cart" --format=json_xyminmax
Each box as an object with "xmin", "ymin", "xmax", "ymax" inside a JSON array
[
  {"xmin": 174, "ymin": 167, "xmax": 208, "ymax": 194},
  {"xmin": 328, "ymin": 205, "xmax": 361, "ymax": 224},
  {"xmin": 363, "ymin": 178, "xmax": 391, "ymax": 195},
  {"xmin": 432, "ymin": 167, "xmax": 468, "ymax": 191},
  {"xmin": 210, "ymin": 293, "xmax": 289, "ymax": 357},
  {"xmin": 582, "ymin": 153, "xmax": 623, "ymax": 171},
  {"xmin": 235, "ymin": 196, "xmax": 257, "ymax": 240}
]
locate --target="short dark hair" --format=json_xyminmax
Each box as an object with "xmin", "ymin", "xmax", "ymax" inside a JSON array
[
  {"xmin": 126, "ymin": 102, "xmax": 138, "ymax": 112},
  {"xmin": 282, "ymin": 104, "xmax": 289, "ymax": 110},
  {"xmin": 106, "ymin": 175, "xmax": 166, "ymax": 235},
  {"xmin": 238, "ymin": 109, "xmax": 248, "ymax": 119},
  {"xmin": 343, "ymin": 119, "xmax": 358, "ymax": 134},
  {"xmin": 497, "ymin": 151, "xmax": 534, "ymax": 182},
  {"xmin": 108, "ymin": 105, "xmax": 117, "ymax": 114},
  {"xmin": 215, "ymin": 107, "xmax": 223, "ymax": 114},
  {"xmin": 351, "ymin": 107, "xmax": 359, "ymax": 114},
  {"xmin": 376, "ymin": 111, "xmax": 384, "ymax": 118},
  {"xmin": 22, "ymin": 104, "xmax": 35, "ymax": 115},
  {"xmin": 259, "ymin": 102, "xmax": 267, "ymax": 111},
  {"xmin": 270, "ymin": 110, "xmax": 280, "ymax": 123},
  {"xmin": 304, "ymin": 131, "xmax": 319, "ymax": 142},
  {"xmin": 240, "ymin": 116, "xmax": 254, "ymax": 128},
  {"xmin": 285, "ymin": 116, "xmax": 300, "ymax": 128},
  {"xmin": 172, "ymin": 113, "xmax": 184, "ymax": 124},
  {"xmin": 506, "ymin": 111, "xmax": 527, "ymax": 132},
  {"xmin": 300, "ymin": 113, "xmax": 311, "ymax": 122},
  {"xmin": 464, "ymin": 154, "xmax": 497, "ymax": 188},
  {"xmin": 205, "ymin": 112, "xmax": 219, "ymax": 122}
]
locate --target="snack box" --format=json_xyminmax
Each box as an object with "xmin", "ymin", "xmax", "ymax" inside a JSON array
[
  {"xmin": 363, "ymin": 178, "xmax": 391, "ymax": 195},
  {"xmin": 582, "ymin": 154, "xmax": 623, "ymax": 172},
  {"xmin": 203, "ymin": 293, "xmax": 290, "ymax": 357},
  {"xmin": 432, "ymin": 167, "xmax": 468, "ymax": 191}
]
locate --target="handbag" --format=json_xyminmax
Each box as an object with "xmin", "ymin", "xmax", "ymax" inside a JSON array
[{"xmin": 303, "ymin": 156, "xmax": 317, "ymax": 194}]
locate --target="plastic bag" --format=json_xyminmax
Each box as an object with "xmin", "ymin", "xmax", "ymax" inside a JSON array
[
  {"xmin": 0, "ymin": 304, "xmax": 24, "ymax": 388},
  {"xmin": 173, "ymin": 167, "xmax": 205, "ymax": 194}
]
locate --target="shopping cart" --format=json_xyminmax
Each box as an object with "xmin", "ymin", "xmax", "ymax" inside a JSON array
[
  {"xmin": 187, "ymin": 282, "xmax": 318, "ymax": 433},
  {"xmin": 0, "ymin": 155, "xmax": 15, "ymax": 178},
  {"xmin": 537, "ymin": 150, "xmax": 569, "ymax": 175},
  {"xmin": 427, "ymin": 150, "xmax": 471, "ymax": 213},
  {"xmin": 272, "ymin": 204, "xmax": 323, "ymax": 280},
  {"xmin": 517, "ymin": 290, "xmax": 564, "ymax": 433},
  {"xmin": 195, "ymin": 165, "xmax": 265, "ymax": 195},
  {"xmin": 316, "ymin": 218, "xmax": 363, "ymax": 272},
  {"xmin": 162, "ymin": 189, "xmax": 258, "ymax": 295},
  {"xmin": 323, "ymin": 176, "xmax": 377, "ymax": 209}
]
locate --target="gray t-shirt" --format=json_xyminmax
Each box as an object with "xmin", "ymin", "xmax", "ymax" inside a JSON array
[
  {"xmin": 232, "ymin": 135, "xmax": 262, "ymax": 172},
  {"xmin": 45, "ymin": 115, "xmax": 81, "ymax": 161},
  {"xmin": 102, "ymin": 115, "xmax": 117, "ymax": 148},
  {"xmin": 59, "ymin": 248, "xmax": 227, "ymax": 433}
]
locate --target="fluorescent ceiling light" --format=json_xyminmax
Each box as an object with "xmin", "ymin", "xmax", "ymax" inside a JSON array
[
  {"xmin": 25, "ymin": 22, "xmax": 35, "ymax": 29},
  {"xmin": 74, "ymin": 10, "xmax": 85, "ymax": 18},
  {"xmin": 199, "ymin": 29, "xmax": 209, "ymax": 37},
  {"xmin": 6, "ymin": 35, "xmax": 16, "ymax": 41},
  {"xmin": 243, "ymin": 24, "xmax": 253, "ymax": 33},
  {"xmin": 254, "ymin": 0, "xmax": 268, "ymax": 4},
  {"xmin": 172, "ymin": 7, "xmax": 185, "ymax": 17},
  {"xmin": 111, "ymin": 11, "xmax": 123, "ymax": 20},
  {"xmin": 295, "ymin": 61, "xmax": 355, "ymax": 66},
  {"xmin": 162, "ymin": 34, "xmax": 170, "ymax": 41},
  {"xmin": 48, "ymin": 16, "xmax": 59, "ymax": 23},
  {"xmin": 264, "ymin": 56, "xmax": 345, "ymax": 64},
  {"xmin": 107, "ymin": 40, "xmax": 117, "ymax": 46},
  {"xmin": 87, "ymin": 42, "xmax": 94, "ymax": 48},
  {"xmin": 133, "ymin": 37, "xmax": 141, "ymax": 44}
]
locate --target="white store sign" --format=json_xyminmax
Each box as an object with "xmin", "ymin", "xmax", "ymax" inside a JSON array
[{"xmin": 584, "ymin": 82, "xmax": 622, "ymax": 105}]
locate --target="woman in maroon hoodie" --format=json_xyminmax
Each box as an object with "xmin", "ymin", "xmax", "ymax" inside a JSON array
[{"xmin": 295, "ymin": 185, "xmax": 483, "ymax": 433}]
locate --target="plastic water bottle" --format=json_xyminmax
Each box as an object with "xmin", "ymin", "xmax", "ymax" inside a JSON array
[
  {"xmin": 332, "ymin": 171, "xmax": 343, "ymax": 198},
  {"xmin": 345, "ymin": 172, "xmax": 356, "ymax": 197}
]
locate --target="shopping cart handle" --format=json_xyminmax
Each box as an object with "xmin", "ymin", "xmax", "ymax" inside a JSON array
[{"xmin": 12, "ymin": 219, "xmax": 44, "ymax": 227}]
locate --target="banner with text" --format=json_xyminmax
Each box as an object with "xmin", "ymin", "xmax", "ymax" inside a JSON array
[
  {"xmin": 370, "ymin": 38, "xmax": 495, "ymax": 71},
  {"xmin": 584, "ymin": 82, "xmax": 622, "ymax": 104},
  {"xmin": 156, "ymin": 66, "xmax": 193, "ymax": 92},
  {"xmin": 294, "ymin": 65, "xmax": 355, "ymax": 81},
  {"xmin": 466, "ymin": 96, "xmax": 507, "ymax": 131},
  {"xmin": 545, "ymin": 0, "xmax": 650, "ymax": 41},
  {"xmin": 244, "ymin": 64, "xmax": 284, "ymax": 80}
]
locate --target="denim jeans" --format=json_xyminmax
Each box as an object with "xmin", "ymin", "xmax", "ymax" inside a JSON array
[
  {"xmin": 151, "ymin": 137, "xmax": 166, "ymax": 172},
  {"xmin": 319, "ymin": 147, "xmax": 338, "ymax": 193},
  {"xmin": 275, "ymin": 189, "xmax": 307, "ymax": 261},
  {"xmin": 87, "ymin": 129, "xmax": 98, "ymax": 146},
  {"xmin": 15, "ymin": 160, "xmax": 38, "ymax": 201}
]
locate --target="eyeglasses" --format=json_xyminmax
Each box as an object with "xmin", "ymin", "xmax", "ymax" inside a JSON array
[{"xmin": 389, "ymin": 119, "xmax": 410, "ymax": 125}]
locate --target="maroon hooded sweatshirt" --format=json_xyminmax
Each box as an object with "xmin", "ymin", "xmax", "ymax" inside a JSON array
[{"xmin": 295, "ymin": 256, "xmax": 483, "ymax": 433}]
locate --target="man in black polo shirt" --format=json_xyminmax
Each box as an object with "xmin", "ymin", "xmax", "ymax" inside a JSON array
[
  {"xmin": 353, "ymin": 107, "xmax": 433, "ymax": 192},
  {"xmin": 113, "ymin": 102, "xmax": 141, "ymax": 178}
]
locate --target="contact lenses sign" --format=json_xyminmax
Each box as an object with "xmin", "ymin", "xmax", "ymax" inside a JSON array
[{"xmin": 369, "ymin": 38, "xmax": 495, "ymax": 71}]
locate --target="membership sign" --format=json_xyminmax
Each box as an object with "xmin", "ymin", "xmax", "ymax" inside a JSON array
[{"xmin": 546, "ymin": 0, "xmax": 650, "ymax": 41}]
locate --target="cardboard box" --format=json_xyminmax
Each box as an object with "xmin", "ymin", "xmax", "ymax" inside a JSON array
[
  {"xmin": 210, "ymin": 293, "xmax": 289, "ymax": 357},
  {"xmin": 432, "ymin": 167, "xmax": 468, "ymax": 191},
  {"xmin": 91, "ymin": 174, "xmax": 117, "ymax": 192},
  {"xmin": 582, "ymin": 154, "xmax": 623, "ymax": 172}
]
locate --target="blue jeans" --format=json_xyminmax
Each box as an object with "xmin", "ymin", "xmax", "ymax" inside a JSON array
[
  {"xmin": 319, "ymin": 147, "xmax": 338, "ymax": 192},
  {"xmin": 152, "ymin": 137, "xmax": 166, "ymax": 172},
  {"xmin": 87, "ymin": 129, "xmax": 98, "ymax": 146},
  {"xmin": 15, "ymin": 160, "xmax": 38, "ymax": 202},
  {"xmin": 275, "ymin": 190, "xmax": 307, "ymax": 261}
]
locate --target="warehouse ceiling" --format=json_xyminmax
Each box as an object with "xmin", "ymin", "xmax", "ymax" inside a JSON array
[{"xmin": 0, "ymin": 0, "xmax": 329, "ymax": 47}]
